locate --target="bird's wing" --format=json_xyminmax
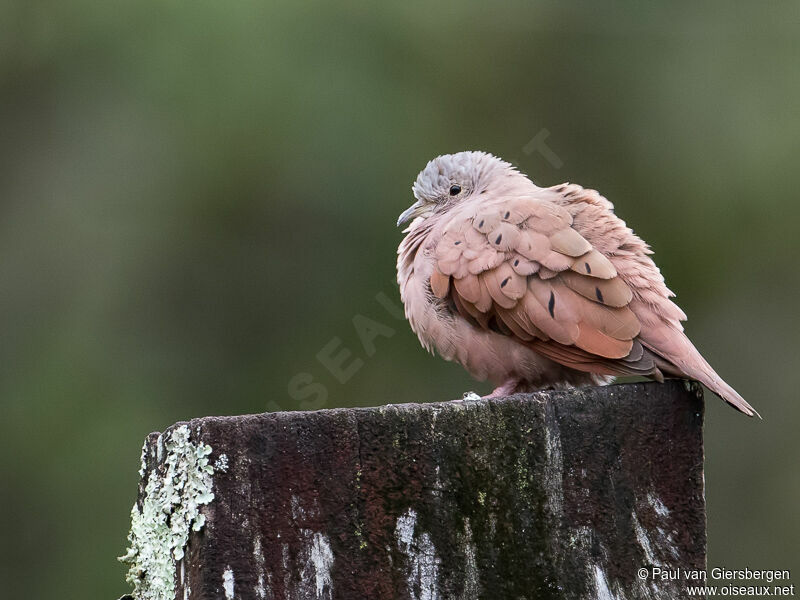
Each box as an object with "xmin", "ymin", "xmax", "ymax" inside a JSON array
[
  {"xmin": 544, "ymin": 183, "xmax": 759, "ymax": 416},
  {"xmin": 431, "ymin": 196, "xmax": 664, "ymax": 378}
]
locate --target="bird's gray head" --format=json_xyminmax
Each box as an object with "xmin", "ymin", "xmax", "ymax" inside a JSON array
[{"xmin": 397, "ymin": 151, "xmax": 520, "ymax": 227}]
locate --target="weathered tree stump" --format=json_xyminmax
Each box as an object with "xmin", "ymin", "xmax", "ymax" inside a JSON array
[{"xmin": 120, "ymin": 380, "xmax": 706, "ymax": 600}]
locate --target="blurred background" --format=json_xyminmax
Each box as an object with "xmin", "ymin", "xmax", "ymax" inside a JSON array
[{"xmin": 1, "ymin": 1, "xmax": 798, "ymax": 597}]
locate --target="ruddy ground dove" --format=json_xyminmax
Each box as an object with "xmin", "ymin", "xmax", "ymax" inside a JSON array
[{"xmin": 396, "ymin": 151, "xmax": 758, "ymax": 417}]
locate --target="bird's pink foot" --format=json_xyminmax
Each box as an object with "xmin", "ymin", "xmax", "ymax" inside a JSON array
[{"xmin": 483, "ymin": 379, "xmax": 522, "ymax": 399}]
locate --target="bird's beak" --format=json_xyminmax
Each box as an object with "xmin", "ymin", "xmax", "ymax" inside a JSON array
[{"xmin": 397, "ymin": 199, "xmax": 429, "ymax": 227}]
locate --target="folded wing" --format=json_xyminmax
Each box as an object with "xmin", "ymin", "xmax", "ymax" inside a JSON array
[{"xmin": 431, "ymin": 196, "xmax": 666, "ymax": 380}]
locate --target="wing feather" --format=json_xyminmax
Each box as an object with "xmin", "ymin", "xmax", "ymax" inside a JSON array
[
  {"xmin": 431, "ymin": 195, "xmax": 662, "ymax": 379},
  {"xmin": 430, "ymin": 268, "xmax": 450, "ymax": 299}
]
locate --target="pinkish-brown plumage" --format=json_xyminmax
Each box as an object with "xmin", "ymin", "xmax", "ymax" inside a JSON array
[{"xmin": 396, "ymin": 151, "xmax": 758, "ymax": 417}]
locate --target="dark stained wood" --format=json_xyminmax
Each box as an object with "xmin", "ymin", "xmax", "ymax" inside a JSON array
[{"xmin": 125, "ymin": 380, "xmax": 706, "ymax": 600}]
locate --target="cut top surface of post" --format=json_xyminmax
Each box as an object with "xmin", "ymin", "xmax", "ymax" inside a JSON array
[{"xmin": 121, "ymin": 380, "xmax": 705, "ymax": 600}]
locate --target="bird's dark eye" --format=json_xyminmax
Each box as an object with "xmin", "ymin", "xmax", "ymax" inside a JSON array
[{"xmin": 449, "ymin": 184, "xmax": 461, "ymax": 196}]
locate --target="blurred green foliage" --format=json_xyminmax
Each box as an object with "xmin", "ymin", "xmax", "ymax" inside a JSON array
[{"xmin": 0, "ymin": 1, "xmax": 798, "ymax": 597}]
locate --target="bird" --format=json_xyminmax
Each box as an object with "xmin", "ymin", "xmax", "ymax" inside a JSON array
[{"xmin": 396, "ymin": 151, "xmax": 758, "ymax": 417}]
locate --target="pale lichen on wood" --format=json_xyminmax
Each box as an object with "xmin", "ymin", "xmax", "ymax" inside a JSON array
[{"xmin": 119, "ymin": 425, "xmax": 222, "ymax": 600}]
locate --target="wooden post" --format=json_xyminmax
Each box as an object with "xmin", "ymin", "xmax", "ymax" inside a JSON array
[{"xmin": 120, "ymin": 380, "xmax": 705, "ymax": 600}]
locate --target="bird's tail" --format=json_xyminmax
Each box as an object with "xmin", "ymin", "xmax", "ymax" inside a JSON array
[
  {"xmin": 696, "ymin": 366, "xmax": 760, "ymax": 418},
  {"xmin": 642, "ymin": 328, "xmax": 760, "ymax": 418}
]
